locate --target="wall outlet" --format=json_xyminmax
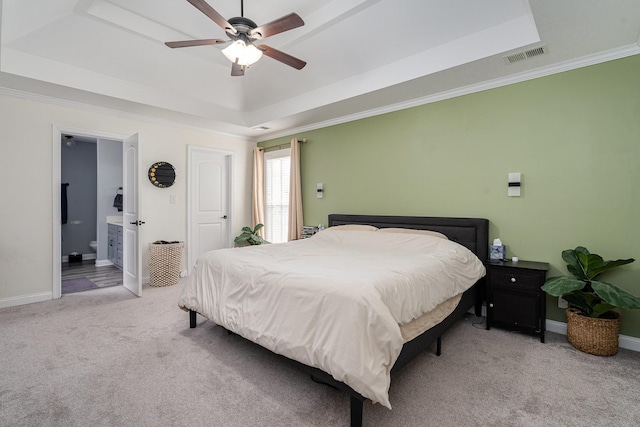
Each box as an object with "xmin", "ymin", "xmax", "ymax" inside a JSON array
[{"xmin": 558, "ymin": 297, "xmax": 569, "ymax": 309}]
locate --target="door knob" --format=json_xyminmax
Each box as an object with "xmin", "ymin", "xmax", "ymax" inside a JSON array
[{"xmin": 221, "ymin": 215, "xmax": 228, "ymax": 219}]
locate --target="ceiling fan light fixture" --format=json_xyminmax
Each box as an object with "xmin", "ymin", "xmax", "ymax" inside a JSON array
[
  {"xmin": 222, "ymin": 40, "xmax": 263, "ymax": 66},
  {"xmin": 64, "ymin": 135, "xmax": 75, "ymax": 148}
]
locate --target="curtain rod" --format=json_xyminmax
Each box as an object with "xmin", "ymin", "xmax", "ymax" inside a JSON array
[{"xmin": 261, "ymin": 138, "xmax": 307, "ymax": 152}]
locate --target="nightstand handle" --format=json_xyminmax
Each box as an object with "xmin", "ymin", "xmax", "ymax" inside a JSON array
[{"xmin": 511, "ymin": 277, "xmax": 517, "ymax": 283}]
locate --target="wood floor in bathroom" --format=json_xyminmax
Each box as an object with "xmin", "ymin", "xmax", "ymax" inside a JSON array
[{"xmin": 61, "ymin": 260, "xmax": 123, "ymax": 289}]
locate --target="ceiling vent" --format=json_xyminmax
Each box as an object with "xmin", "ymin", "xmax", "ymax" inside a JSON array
[{"xmin": 504, "ymin": 45, "xmax": 548, "ymax": 64}]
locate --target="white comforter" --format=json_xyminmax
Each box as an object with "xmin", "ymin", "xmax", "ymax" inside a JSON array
[{"xmin": 178, "ymin": 228, "xmax": 485, "ymax": 408}]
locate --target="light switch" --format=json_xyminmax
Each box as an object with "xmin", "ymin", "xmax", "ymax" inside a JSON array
[
  {"xmin": 317, "ymin": 183, "xmax": 323, "ymax": 199},
  {"xmin": 170, "ymin": 194, "xmax": 176, "ymax": 204},
  {"xmin": 508, "ymin": 173, "xmax": 521, "ymax": 197}
]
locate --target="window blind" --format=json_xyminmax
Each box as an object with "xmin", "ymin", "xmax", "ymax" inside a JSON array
[{"xmin": 264, "ymin": 149, "xmax": 291, "ymax": 243}]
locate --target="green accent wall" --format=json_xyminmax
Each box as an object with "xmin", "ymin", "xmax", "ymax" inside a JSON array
[{"xmin": 260, "ymin": 54, "xmax": 640, "ymax": 338}]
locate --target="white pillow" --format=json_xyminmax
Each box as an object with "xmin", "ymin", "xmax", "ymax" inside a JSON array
[
  {"xmin": 330, "ymin": 224, "xmax": 379, "ymax": 231},
  {"xmin": 378, "ymin": 227, "xmax": 448, "ymax": 239}
]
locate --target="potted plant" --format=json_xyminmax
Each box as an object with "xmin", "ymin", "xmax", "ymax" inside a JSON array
[
  {"xmin": 234, "ymin": 224, "xmax": 269, "ymax": 246},
  {"xmin": 541, "ymin": 246, "xmax": 639, "ymax": 355}
]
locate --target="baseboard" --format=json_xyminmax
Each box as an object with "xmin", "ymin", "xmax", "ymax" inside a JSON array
[
  {"xmin": 61, "ymin": 253, "xmax": 97, "ymax": 263},
  {"xmin": 467, "ymin": 305, "xmax": 488, "ymax": 317},
  {"xmin": 470, "ymin": 306, "xmax": 640, "ymax": 353},
  {"xmin": 95, "ymin": 259, "xmax": 114, "ymax": 267},
  {"xmin": 546, "ymin": 319, "xmax": 640, "ymax": 353},
  {"xmin": 0, "ymin": 292, "xmax": 52, "ymax": 309}
]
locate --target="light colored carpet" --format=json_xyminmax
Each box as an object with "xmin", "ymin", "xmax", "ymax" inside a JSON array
[{"xmin": 1, "ymin": 280, "xmax": 639, "ymax": 426}]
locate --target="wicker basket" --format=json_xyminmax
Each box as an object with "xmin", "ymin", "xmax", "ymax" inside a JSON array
[
  {"xmin": 149, "ymin": 241, "xmax": 184, "ymax": 287},
  {"xmin": 566, "ymin": 308, "xmax": 620, "ymax": 356}
]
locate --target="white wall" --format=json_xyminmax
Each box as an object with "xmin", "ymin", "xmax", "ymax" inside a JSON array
[
  {"xmin": 61, "ymin": 139, "xmax": 97, "ymax": 258},
  {"xmin": 0, "ymin": 92, "xmax": 254, "ymax": 307}
]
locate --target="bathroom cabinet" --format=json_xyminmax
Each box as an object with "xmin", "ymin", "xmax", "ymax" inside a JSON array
[{"xmin": 108, "ymin": 223, "xmax": 123, "ymax": 268}]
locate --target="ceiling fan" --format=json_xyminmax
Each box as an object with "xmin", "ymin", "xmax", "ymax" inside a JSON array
[{"xmin": 165, "ymin": 0, "xmax": 306, "ymax": 76}]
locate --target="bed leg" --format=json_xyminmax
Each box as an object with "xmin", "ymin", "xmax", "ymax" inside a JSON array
[
  {"xmin": 436, "ymin": 336, "xmax": 442, "ymax": 356},
  {"xmin": 189, "ymin": 310, "xmax": 197, "ymax": 328},
  {"xmin": 475, "ymin": 282, "xmax": 483, "ymax": 316},
  {"xmin": 350, "ymin": 395, "xmax": 364, "ymax": 427}
]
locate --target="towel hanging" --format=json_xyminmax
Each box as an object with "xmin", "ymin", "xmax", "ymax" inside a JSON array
[
  {"xmin": 61, "ymin": 183, "xmax": 70, "ymax": 224},
  {"xmin": 113, "ymin": 187, "xmax": 123, "ymax": 211}
]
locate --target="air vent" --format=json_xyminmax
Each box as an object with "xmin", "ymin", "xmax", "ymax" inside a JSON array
[{"xmin": 504, "ymin": 45, "xmax": 548, "ymax": 64}]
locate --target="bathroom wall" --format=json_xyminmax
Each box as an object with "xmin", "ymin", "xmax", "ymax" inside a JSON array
[
  {"xmin": 61, "ymin": 139, "xmax": 97, "ymax": 258},
  {"xmin": 96, "ymin": 139, "xmax": 123, "ymax": 264}
]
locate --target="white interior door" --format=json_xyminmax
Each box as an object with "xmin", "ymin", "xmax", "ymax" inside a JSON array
[
  {"xmin": 123, "ymin": 133, "xmax": 142, "ymax": 296},
  {"xmin": 188, "ymin": 146, "xmax": 232, "ymax": 271}
]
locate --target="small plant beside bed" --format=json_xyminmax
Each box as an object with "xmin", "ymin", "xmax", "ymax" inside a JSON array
[
  {"xmin": 541, "ymin": 246, "xmax": 639, "ymax": 355},
  {"xmin": 234, "ymin": 224, "xmax": 269, "ymax": 246}
]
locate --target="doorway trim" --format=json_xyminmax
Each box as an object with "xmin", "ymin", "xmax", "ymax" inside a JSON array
[{"xmin": 52, "ymin": 125, "xmax": 131, "ymax": 299}]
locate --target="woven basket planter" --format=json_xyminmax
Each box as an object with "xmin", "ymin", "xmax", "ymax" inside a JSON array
[
  {"xmin": 149, "ymin": 241, "xmax": 184, "ymax": 287},
  {"xmin": 566, "ymin": 308, "xmax": 620, "ymax": 356}
]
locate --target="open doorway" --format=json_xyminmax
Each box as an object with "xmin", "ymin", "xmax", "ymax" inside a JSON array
[
  {"xmin": 52, "ymin": 127, "xmax": 142, "ymax": 299},
  {"xmin": 60, "ymin": 134, "xmax": 123, "ymax": 294}
]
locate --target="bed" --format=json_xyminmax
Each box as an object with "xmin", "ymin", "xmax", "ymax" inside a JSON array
[{"xmin": 179, "ymin": 214, "xmax": 488, "ymax": 426}]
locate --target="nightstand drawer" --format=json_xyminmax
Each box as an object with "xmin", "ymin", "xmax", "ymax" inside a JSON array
[{"xmin": 490, "ymin": 269, "xmax": 542, "ymax": 292}]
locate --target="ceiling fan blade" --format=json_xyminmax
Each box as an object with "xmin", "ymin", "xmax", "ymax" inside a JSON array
[
  {"xmin": 231, "ymin": 62, "xmax": 245, "ymax": 77},
  {"xmin": 165, "ymin": 39, "xmax": 227, "ymax": 48},
  {"xmin": 187, "ymin": 0, "xmax": 236, "ymax": 34},
  {"xmin": 257, "ymin": 44, "xmax": 306, "ymax": 70},
  {"xmin": 250, "ymin": 13, "xmax": 304, "ymax": 39}
]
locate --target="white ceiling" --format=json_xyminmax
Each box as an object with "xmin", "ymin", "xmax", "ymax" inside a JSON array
[{"xmin": 1, "ymin": 0, "xmax": 639, "ymax": 141}]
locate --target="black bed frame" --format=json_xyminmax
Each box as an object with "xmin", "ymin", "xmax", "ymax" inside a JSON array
[{"xmin": 189, "ymin": 214, "xmax": 488, "ymax": 427}]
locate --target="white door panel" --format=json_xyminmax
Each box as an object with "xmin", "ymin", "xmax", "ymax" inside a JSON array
[
  {"xmin": 196, "ymin": 223, "xmax": 222, "ymax": 256},
  {"xmin": 123, "ymin": 133, "xmax": 142, "ymax": 296},
  {"xmin": 198, "ymin": 165, "xmax": 222, "ymax": 211},
  {"xmin": 188, "ymin": 146, "xmax": 232, "ymax": 271}
]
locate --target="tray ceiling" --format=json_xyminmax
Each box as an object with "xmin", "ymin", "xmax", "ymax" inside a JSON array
[{"xmin": 1, "ymin": 0, "xmax": 639, "ymax": 140}]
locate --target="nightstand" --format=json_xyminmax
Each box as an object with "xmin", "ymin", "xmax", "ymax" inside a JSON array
[{"xmin": 485, "ymin": 260, "xmax": 549, "ymax": 343}]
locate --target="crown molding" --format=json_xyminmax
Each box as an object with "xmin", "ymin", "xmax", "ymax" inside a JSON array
[
  {"xmin": 257, "ymin": 44, "xmax": 640, "ymax": 142},
  {"xmin": 0, "ymin": 85, "xmax": 252, "ymax": 142},
  {"xmin": 2, "ymin": 43, "xmax": 638, "ymax": 145}
]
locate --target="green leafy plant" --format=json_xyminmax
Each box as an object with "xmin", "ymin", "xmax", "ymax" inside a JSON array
[
  {"xmin": 541, "ymin": 246, "xmax": 639, "ymax": 318},
  {"xmin": 234, "ymin": 224, "xmax": 269, "ymax": 246}
]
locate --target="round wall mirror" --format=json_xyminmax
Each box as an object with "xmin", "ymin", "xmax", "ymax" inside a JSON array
[{"xmin": 148, "ymin": 162, "xmax": 176, "ymax": 188}]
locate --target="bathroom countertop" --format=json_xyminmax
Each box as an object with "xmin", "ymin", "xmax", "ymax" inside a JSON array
[{"xmin": 107, "ymin": 216, "xmax": 123, "ymax": 226}]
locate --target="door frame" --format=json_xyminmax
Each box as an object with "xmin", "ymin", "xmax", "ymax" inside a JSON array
[
  {"xmin": 52, "ymin": 125, "xmax": 133, "ymax": 299},
  {"xmin": 186, "ymin": 145, "xmax": 234, "ymax": 272}
]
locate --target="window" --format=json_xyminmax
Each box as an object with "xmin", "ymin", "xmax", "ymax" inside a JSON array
[{"xmin": 264, "ymin": 148, "xmax": 291, "ymax": 243}]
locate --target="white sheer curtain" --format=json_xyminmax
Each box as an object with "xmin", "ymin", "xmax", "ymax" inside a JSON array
[
  {"xmin": 252, "ymin": 147, "xmax": 265, "ymax": 236},
  {"xmin": 264, "ymin": 150, "xmax": 290, "ymax": 243},
  {"xmin": 288, "ymin": 138, "xmax": 303, "ymax": 241}
]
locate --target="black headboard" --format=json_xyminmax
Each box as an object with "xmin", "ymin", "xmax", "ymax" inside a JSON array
[{"xmin": 328, "ymin": 214, "xmax": 489, "ymax": 261}]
